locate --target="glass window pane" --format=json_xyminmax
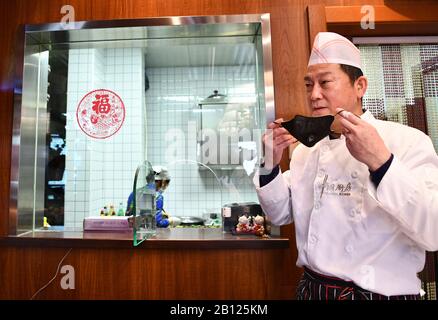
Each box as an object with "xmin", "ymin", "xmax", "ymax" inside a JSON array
[{"xmin": 13, "ymin": 15, "xmax": 274, "ymax": 236}]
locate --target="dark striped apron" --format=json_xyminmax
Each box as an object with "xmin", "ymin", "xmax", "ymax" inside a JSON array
[{"xmin": 296, "ymin": 267, "xmax": 420, "ymax": 300}]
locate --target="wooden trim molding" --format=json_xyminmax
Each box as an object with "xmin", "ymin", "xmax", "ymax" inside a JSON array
[
  {"xmin": 325, "ymin": 5, "xmax": 438, "ymax": 25},
  {"xmin": 0, "ymin": 228, "xmax": 290, "ymax": 249},
  {"xmin": 306, "ymin": 5, "xmax": 327, "ymax": 53},
  {"xmin": 324, "ymin": 5, "xmax": 438, "ymax": 37}
]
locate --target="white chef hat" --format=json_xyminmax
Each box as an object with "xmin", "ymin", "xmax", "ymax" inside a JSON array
[
  {"xmin": 153, "ymin": 166, "xmax": 170, "ymax": 181},
  {"xmin": 308, "ymin": 32, "xmax": 362, "ymax": 70}
]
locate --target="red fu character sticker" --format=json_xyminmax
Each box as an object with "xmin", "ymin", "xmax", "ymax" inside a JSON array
[{"xmin": 76, "ymin": 89, "xmax": 125, "ymax": 139}]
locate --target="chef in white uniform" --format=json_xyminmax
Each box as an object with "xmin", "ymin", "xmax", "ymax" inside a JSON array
[{"xmin": 254, "ymin": 32, "xmax": 438, "ymax": 300}]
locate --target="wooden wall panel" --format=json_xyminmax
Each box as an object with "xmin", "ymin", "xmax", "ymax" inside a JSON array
[
  {"xmin": 325, "ymin": 3, "xmax": 438, "ymax": 37},
  {"xmin": 325, "ymin": 0, "xmax": 434, "ymax": 5},
  {"xmin": 326, "ymin": 4, "xmax": 438, "ymax": 24},
  {"xmin": 0, "ymin": 247, "xmax": 294, "ymax": 300},
  {"xmin": 325, "ymin": 0, "xmax": 383, "ymax": 4},
  {"xmin": 307, "ymin": 5, "xmax": 328, "ymax": 53},
  {"xmin": 0, "ymin": 1, "xmax": 16, "ymax": 237}
]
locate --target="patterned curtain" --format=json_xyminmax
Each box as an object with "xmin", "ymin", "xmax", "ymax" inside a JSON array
[{"xmin": 358, "ymin": 42, "xmax": 438, "ymax": 300}]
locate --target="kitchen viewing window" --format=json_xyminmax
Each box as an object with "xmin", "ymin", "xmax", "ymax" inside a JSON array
[{"xmin": 10, "ymin": 14, "xmax": 274, "ymax": 236}]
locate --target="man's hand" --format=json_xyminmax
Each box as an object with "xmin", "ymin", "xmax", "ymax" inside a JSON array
[
  {"xmin": 262, "ymin": 119, "xmax": 297, "ymax": 171},
  {"xmin": 336, "ymin": 108, "xmax": 391, "ymax": 171}
]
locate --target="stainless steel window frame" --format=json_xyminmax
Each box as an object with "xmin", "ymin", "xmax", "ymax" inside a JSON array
[{"xmin": 10, "ymin": 14, "xmax": 275, "ymax": 235}]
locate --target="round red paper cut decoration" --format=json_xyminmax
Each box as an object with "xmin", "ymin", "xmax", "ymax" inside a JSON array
[{"xmin": 76, "ymin": 89, "xmax": 125, "ymax": 139}]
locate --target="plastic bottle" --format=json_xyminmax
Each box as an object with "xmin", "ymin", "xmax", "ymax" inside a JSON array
[{"xmin": 117, "ymin": 202, "xmax": 125, "ymax": 216}]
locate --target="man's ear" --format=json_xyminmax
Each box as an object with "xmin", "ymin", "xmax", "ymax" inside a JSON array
[{"xmin": 355, "ymin": 76, "xmax": 368, "ymax": 99}]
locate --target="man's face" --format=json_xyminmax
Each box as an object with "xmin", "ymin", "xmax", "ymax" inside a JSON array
[{"xmin": 304, "ymin": 64, "xmax": 362, "ymax": 117}]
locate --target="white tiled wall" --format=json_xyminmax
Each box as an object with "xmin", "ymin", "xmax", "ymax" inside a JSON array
[
  {"xmin": 145, "ymin": 66, "xmax": 260, "ymax": 218},
  {"xmin": 65, "ymin": 48, "xmax": 145, "ymax": 230},
  {"xmin": 65, "ymin": 50, "xmax": 261, "ymax": 228}
]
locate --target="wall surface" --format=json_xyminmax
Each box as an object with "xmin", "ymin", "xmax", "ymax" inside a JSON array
[
  {"xmin": 0, "ymin": 245, "xmax": 293, "ymax": 300},
  {"xmin": 146, "ymin": 65, "xmax": 260, "ymax": 218},
  {"xmin": 64, "ymin": 48, "xmax": 145, "ymax": 229},
  {"xmin": 1, "ymin": 0, "xmax": 436, "ymax": 300}
]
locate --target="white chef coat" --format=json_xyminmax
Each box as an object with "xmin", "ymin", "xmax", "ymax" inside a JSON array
[{"xmin": 254, "ymin": 110, "xmax": 438, "ymax": 296}]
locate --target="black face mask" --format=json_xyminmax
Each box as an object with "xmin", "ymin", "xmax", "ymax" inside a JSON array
[{"xmin": 280, "ymin": 115, "xmax": 335, "ymax": 147}]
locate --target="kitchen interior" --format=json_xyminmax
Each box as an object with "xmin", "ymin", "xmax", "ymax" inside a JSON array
[{"xmin": 16, "ymin": 18, "xmax": 271, "ymax": 239}]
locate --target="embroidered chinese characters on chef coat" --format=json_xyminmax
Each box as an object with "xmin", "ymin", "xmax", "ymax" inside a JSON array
[
  {"xmin": 320, "ymin": 174, "xmax": 352, "ymax": 197},
  {"xmin": 312, "ymin": 137, "xmax": 367, "ymax": 221},
  {"xmin": 288, "ymin": 136, "xmax": 368, "ymax": 237}
]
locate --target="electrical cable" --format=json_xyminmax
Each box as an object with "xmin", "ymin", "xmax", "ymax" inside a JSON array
[{"xmin": 30, "ymin": 248, "xmax": 73, "ymax": 300}]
